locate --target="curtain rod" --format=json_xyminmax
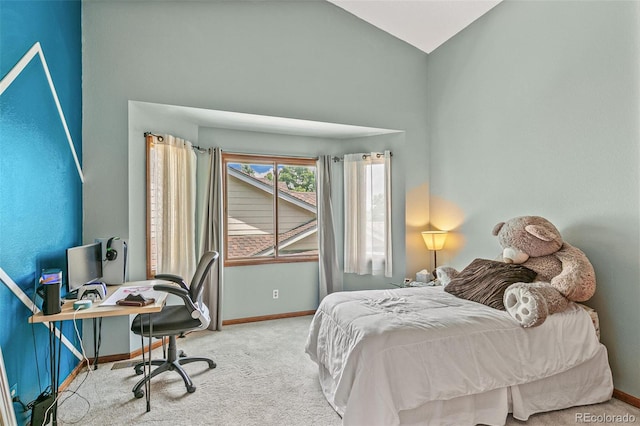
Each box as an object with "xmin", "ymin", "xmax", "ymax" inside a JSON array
[
  {"xmin": 222, "ymin": 150, "xmax": 318, "ymax": 161},
  {"xmin": 144, "ymin": 132, "xmax": 207, "ymax": 153},
  {"xmin": 332, "ymin": 151, "xmax": 393, "ymax": 162}
]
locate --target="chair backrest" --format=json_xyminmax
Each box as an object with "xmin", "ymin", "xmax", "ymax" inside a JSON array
[{"xmin": 189, "ymin": 251, "xmax": 219, "ymax": 307}]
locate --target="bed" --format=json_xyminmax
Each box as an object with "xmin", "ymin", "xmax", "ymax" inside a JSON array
[{"xmin": 305, "ymin": 286, "xmax": 613, "ymax": 426}]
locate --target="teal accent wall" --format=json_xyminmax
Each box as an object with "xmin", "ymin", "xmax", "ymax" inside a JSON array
[{"xmin": 0, "ymin": 1, "xmax": 82, "ymax": 422}]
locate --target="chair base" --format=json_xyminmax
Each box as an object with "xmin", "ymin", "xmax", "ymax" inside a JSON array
[{"xmin": 132, "ymin": 335, "xmax": 216, "ymax": 398}]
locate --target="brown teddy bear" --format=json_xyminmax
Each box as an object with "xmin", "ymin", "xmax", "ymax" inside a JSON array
[{"xmin": 437, "ymin": 216, "xmax": 596, "ymax": 327}]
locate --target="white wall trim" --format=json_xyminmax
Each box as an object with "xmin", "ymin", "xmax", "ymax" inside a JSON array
[
  {"xmin": 0, "ymin": 268, "xmax": 82, "ymax": 361},
  {"xmin": 0, "ymin": 42, "xmax": 84, "ymax": 183}
]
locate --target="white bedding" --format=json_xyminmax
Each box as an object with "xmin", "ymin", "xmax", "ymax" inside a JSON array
[{"xmin": 305, "ymin": 286, "xmax": 612, "ymax": 425}]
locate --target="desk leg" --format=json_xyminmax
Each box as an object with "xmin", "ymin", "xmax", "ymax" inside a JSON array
[
  {"xmin": 146, "ymin": 313, "xmax": 152, "ymax": 412},
  {"xmin": 92, "ymin": 317, "xmax": 102, "ymax": 369},
  {"xmin": 48, "ymin": 321, "xmax": 60, "ymax": 426},
  {"xmin": 138, "ymin": 314, "xmax": 153, "ymax": 412}
]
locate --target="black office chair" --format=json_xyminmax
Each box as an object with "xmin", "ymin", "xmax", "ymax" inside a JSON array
[{"xmin": 131, "ymin": 251, "xmax": 219, "ymax": 398}]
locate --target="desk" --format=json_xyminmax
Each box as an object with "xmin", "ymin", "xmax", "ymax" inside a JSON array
[{"xmin": 29, "ymin": 280, "xmax": 169, "ymax": 425}]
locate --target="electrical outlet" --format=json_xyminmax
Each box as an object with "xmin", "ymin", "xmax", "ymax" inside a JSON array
[
  {"xmin": 272, "ymin": 289, "xmax": 279, "ymax": 299},
  {"xmin": 10, "ymin": 383, "xmax": 17, "ymax": 398}
]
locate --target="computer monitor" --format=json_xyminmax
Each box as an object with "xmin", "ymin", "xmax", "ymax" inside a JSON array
[{"xmin": 66, "ymin": 242, "xmax": 103, "ymax": 292}]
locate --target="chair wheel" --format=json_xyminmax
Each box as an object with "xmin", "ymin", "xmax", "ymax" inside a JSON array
[
  {"xmin": 134, "ymin": 390, "xmax": 144, "ymax": 399},
  {"xmin": 208, "ymin": 361, "xmax": 216, "ymax": 369},
  {"xmin": 179, "ymin": 350, "xmax": 186, "ymax": 358},
  {"xmin": 187, "ymin": 386, "xmax": 196, "ymax": 393},
  {"xmin": 134, "ymin": 367, "xmax": 143, "ymax": 375}
]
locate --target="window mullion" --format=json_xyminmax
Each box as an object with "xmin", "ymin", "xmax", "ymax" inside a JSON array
[{"xmin": 273, "ymin": 161, "xmax": 280, "ymax": 259}]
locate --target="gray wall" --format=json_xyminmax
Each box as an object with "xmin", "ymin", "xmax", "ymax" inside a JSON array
[
  {"xmin": 83, "ymin": 0, "xmax": 430, "ymax": 328},
  {"xmin": 128, "ymin": 109, "xmax": 405, "ymax": 322},
  {"xmin": 427, "ymin": 0, "xmax": 640, "ymax": 397},
  {"xmin": 83, "ymin": 0, "xmax": 640, "ymax": 398},
  {"xmin": 197, "ymin": 127, "xmax": 404, "ymax": 319}
]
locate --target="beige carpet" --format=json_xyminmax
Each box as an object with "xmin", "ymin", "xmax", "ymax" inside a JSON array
[{"xmin": 56, "ymin": 316, "xmax": 639, "ymax": 425}]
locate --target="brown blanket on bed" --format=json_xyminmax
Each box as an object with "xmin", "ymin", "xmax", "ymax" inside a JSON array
[{"xmin": 444, "ymin": 258, "xmax": 537, "ymax": 310}]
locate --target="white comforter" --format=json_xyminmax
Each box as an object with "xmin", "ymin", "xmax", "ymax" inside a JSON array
[{"xmin": 305, "ymin": 286, "xmax": 602, "ymax": 425}]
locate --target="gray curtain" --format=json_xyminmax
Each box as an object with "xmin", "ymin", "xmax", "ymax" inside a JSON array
[
  {"xmin": 317, "ymin": 155, "xmax": 342, "ymax": 300},
  {"xmin": 198, "ymin": 147, "xmax": 224, "ymax": 330}
]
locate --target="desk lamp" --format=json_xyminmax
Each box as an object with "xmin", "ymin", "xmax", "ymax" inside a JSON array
[{"xmin": 421, "ymin": 231, "xmax": 448, "ymax": 269}]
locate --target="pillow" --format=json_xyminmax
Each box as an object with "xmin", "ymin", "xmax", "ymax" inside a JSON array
[{"xmin": 444, "ymin": 258, "xmax": 537, "ymax": 310}]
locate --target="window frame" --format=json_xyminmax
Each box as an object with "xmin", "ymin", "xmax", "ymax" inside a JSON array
[
  {"xmin": 222, "ymin": 153, "xmax": 319, "ymax": 267},
  {"xmin": 146, "ymin": 135, "xmax": 159, "ymax": 278}
]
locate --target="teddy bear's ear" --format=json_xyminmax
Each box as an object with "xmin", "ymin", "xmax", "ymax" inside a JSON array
[
  {"xmin": 492, "ymin": 222, "xmax": 505, "ymax": 236},
  {"xmin": 525, "ymin": 224, "xmax": 557, "ymax": 242}
]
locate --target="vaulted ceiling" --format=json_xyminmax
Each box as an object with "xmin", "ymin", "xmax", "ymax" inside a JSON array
[{"xmin": 328, "ymin": 0, "xmax": 502, "ymax": 54}]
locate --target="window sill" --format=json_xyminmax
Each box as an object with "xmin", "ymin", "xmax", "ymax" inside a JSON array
[{"xmin": 224, "ymin": 256, "xmax": 319, "ymax": 267}]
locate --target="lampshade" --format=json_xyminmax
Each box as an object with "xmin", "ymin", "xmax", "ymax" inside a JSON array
[{"xmin": 421, "ymin": 231, "xmax": 448, "ymax": 251}]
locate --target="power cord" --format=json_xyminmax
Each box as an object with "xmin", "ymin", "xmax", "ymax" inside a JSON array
[
  {"xmin": 39, "ymin": 306, "xmax": 94, "ymax": 425},
  {"xmin": 21, "ymin": 387, "xmax": 54, "ymax": 426},
  {"xmin": 56, "ymin": 377, "xmax": 92, "ymax": 424},
  {"xmin": 11, "ymin": 395, "xmax": 29, "ymax": 412},
  {"xmin": 72, "ymin": 307, "xmax": 92, "ymax": 366},
  {"xmin": 29, "ymin": 293, "xmax": 43, "ymax": 392}
]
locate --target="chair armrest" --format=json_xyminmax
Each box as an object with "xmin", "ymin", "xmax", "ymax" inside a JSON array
[
  {"xmin": 153, "ymin": 284, "xmax": 199, "ymax": 314},
  {"xmin": 153, "ymin": 283, "xmax": 188, "ymax": 297},
  {"xmin": 154, "ymin": 273, "xmax": 188, "ymax": 290}
]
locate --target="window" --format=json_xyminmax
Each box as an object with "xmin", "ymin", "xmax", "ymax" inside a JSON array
[
  {"xmin": 343, "ymin": 151, "xmax": 392, "ymax": 277},
  {"xmin": 223, "ymin": 153, "xmax": 318, "ymax": 266}
]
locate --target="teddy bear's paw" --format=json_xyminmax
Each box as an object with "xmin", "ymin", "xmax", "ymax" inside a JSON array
[{"xmin": 504, "ymin": 285, "xmax": 548, "ymax": 328}]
